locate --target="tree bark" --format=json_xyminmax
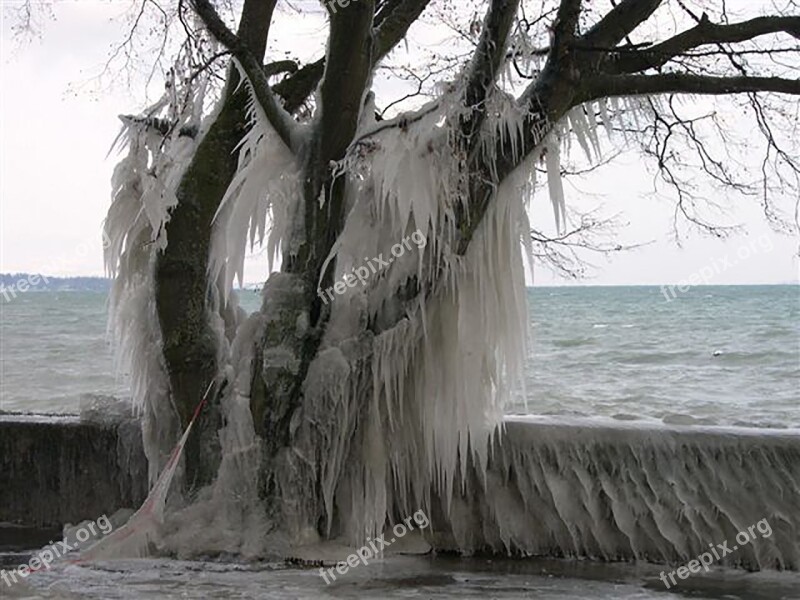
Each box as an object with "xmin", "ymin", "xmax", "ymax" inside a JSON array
[
  {"xmin": 155, "ymin": 91, "xmax": 249, "ymax": 488},
  {"xmin": 155, "ymin": 0, "xmax": 277, "ymax": 488}
]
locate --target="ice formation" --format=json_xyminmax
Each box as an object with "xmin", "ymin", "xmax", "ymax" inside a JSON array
[
  {"xmin": 100, "ymin": 18, "xmax": 684, "ymax": 563},
  {"xmin": 209, "ymin": 68, "xmax": 302, "ymax": 301},
  {"xmin": 441, "ymin": 417, "xmax": 800, "ymax": 570},
  {"xmin": 272, "ymin": 85, "xmax": 663, "ymax": 545},
  {"xmin": 104, "ymin": 43, "xmax": 217, "ymax": 483},
  {"xmin": 77, "ymin": 385, "xmax": 211, "ymax": 561}
]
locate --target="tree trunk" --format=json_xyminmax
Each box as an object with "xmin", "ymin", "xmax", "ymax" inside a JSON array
[
  {"xmin": 154, "ymin": 91, "xmax": 246, "ymax": 488},
  {"xmin": 153, "ymin": 0, "xmax": 277, "ymax": 490}
]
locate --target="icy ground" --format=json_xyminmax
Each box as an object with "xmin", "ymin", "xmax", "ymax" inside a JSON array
[{"xmin": 3, "ymin": 555, "xmax": 799, "ymax": 599}]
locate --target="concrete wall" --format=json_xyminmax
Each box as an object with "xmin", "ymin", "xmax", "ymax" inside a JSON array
[{"xmin": 0, "ymin": 414, "xmax": 147, "ymax": 530}]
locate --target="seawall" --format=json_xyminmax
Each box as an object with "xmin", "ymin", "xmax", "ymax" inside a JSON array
[
  {"xmin": 1, "ymin": 413, "xmax": 798, "ymax": 570},
  {"xmin": 0, "ymin": 414, "xmax": 147, "ymax": 532},
  {"xmin": 437, "ymin": 416, "xmax": 800, "ymax": 570}
]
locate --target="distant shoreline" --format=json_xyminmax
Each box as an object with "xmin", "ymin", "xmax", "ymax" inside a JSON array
[{"xmin": 1, "ymin": 273, "xmax": 797, "ymax": 293}]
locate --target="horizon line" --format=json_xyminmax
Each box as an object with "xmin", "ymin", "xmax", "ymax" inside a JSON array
[{"xmin": 1, "ymin": 273, "xmax": 797, "ymax": 288}]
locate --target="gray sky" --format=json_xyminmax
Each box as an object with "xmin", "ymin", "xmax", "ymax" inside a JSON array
[{"xmin": 1, "ymin": 0, "xmax": 798, "ymax": 286}]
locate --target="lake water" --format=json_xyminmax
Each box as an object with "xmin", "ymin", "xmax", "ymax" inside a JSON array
[{"xmin": 1, "ymin": 285, "xmax": 798, "ymax": 426}]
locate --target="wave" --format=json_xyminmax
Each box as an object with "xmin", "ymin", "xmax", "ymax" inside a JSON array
[{"xmin": 551, "ymin": 337, "xmax": 595, "ymax": 348}]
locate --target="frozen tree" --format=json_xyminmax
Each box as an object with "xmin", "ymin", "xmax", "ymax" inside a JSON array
[{"xmin": 90, "ymin": 0, "xmax": 800, "ymax": 553}]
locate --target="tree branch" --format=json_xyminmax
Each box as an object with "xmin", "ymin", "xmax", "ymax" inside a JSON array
[
  {"xmin": 586, "ymin": 73, "xmax": 800, "ymax": 99},
  {"xmin": 317, "ymin": 0, "xmax": 376, "ymax": 163},
  {"xmin": 583, "ymin": 0, "xmax": 663, "ymax": 48},
  {"xmin": 273, "ymin": 60, "xmax": 325, "ymax": 114},
  {"xmin": 610, "ymin": 15, "xmax": 800, "ymax": 73},
  {"xmin": 237, "ymin": 0, "xmax": 276, "ymax": 60},
  {"xmin": 264, "ymin": 59, "xmax": 298, "ymax": 78},
  {"xmin": 190, "ymin": 0, "xmax": 297, "ymax": 150},
  {"xmin": 461, "ymin": 0, "xmax": 521, "ymax": 142},
  {"xmin": 455, "ymin": 1, "xmax": 589, "ymax": 254},
  {"xmin": 552, "ymin": 0, "xmax": 583, "ymax": 44},
  {"xmin": 530, "ymin": 208, "xmax": 646, "ymax": 279},
  {"xmin": 272, "ymin": 0, "xmax": 431, "ymax": 117},
  {"xmin": 375, "ymin": 0, "xmax": 432, "ymax": 62},
  {"xmin": 294, "ymin": 1, "xmax": 376, "ymax": 289}
]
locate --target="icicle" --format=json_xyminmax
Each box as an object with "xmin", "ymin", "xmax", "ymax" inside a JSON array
[
  {"xmin": 544, "ymin": 136, "xmax": 566, "ymax": 232},
  {"xmin": 104, "ymin": 38, "xmax": 217, "ymax": 482},
  {"xmin": 568, "ymin": 107, "xmax": 594, "ymax": 162},
  {"xmin": 297, "ymin": 87, "xmax": 537, "ymax": 546},
  {"xmin": 209, "ymin": 65, "xmax": 301, "ymax": 303}
]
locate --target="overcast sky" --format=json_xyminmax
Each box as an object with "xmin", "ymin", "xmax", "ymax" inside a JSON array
[{"xmin": 1, "ymin": 0, "xmax": 798, "ymax": 286}]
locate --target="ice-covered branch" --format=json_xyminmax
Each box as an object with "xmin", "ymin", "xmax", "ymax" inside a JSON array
[
  {"xmin": 461, "ymin": 0, "xmax": 521, "ymax": 142},
  {"xmin": 118, "ymin": 114, "xmax": 198, "ymax": 139},
  {"xmin": 454, "ymin": 2, "xmax": 587, "ymax": 254},
  {"xmin": 189, "ymin": 0, "xmax": 297, "ymax": 151}
]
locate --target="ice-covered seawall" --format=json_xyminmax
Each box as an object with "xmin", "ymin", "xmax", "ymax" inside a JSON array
[
  {"xmin": 1, "ymin": 412, "xmax": 797, "ymax": 571},
  {"xmin": 433, "ymin": 417, "xmax": 800, "ymax": 570}
]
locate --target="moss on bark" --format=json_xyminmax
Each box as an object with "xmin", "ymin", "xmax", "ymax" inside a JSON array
[{"xmin": 154, "ymin": 88, "xmax": 251, "ymax": 489}]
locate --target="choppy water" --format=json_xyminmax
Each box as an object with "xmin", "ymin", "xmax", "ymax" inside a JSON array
[
  {"xmin": 1, "ymin": 286, "xmax": 798, "ymax": 427},
  {"xmin": 520, "ymin": 285, "xmax": 800, "ymax": 427}
]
